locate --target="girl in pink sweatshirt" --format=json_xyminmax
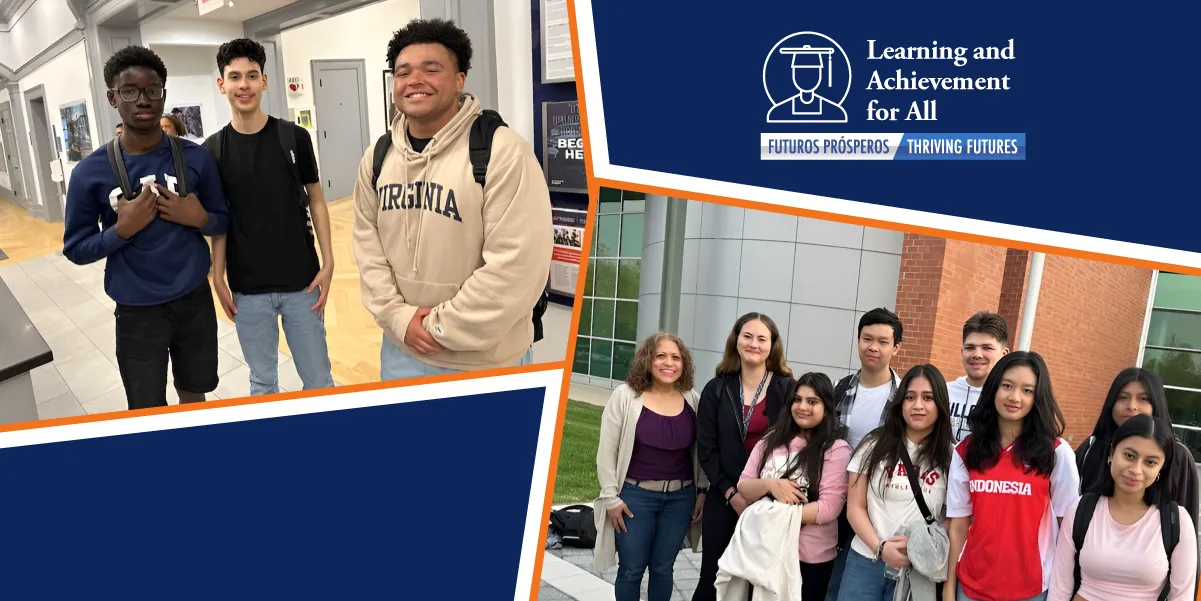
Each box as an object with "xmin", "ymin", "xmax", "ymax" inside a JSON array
[{"xmin": 738, "ymin": 371, "xmax": 853, "ymax": 601}]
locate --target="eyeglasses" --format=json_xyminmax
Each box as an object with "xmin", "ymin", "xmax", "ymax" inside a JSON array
[{"xmin": 111, "ymin": 85, "xmax": 165, "ymax": 102}]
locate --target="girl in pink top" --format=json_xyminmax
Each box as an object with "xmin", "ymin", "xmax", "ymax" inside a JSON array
[
  {"xmin": 1049, "ymin": 414, "xmax": 1198, "ymax": 601},
  {"xmin": 739, "ymin": 372, "xmax": 854, "ymax": 601}
]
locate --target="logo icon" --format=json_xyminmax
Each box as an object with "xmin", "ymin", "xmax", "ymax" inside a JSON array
[{"xmin": 764, "ymin": 32, "xmax": 852, "ymax": 124}]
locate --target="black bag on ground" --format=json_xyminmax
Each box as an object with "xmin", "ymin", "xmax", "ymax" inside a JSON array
[{"xmin": 549, "ymin": 505, "xmax": 597, "ymax": 549}]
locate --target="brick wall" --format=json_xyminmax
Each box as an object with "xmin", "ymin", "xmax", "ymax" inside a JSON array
[
  {"xmin": 894, "ymin": 241, "xmax": 1152, "ymax": 448},
  {"xmin": 1027, "ymin": 256, "xmax": 1153, "ymax": 445},
  {"xmin": 893, "ymin": 234, "xmax": 946, "ymax": 374}
]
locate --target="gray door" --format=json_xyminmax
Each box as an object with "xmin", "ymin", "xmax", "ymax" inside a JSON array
[
  {"xmin": 0, "ymin": 106, "xmax": 21, "ymax": 198},
  {"xmin": 312, "ymin": 60, "xmax": 369, "ymax": 201}
]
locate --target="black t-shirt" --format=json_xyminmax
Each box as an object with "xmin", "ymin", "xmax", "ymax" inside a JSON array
[
  {"xmin": 408, "ymin": 131, "xmax": 431, "ymax": 153},
  {"xmin": 218, "ymin": 117, "xmax": 321, "ymax": 294}
]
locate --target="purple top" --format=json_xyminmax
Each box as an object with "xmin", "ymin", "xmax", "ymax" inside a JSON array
[{"xmin": 626, "ymin": 403, "xmax": 696, "ymax": 481}]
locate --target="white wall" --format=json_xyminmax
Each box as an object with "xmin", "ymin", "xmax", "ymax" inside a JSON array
[
  {"xmin": 280, "ymin": 0, "xmax": 421, "ymax": 169},
  {"xmin": 141, "ymin": 18, "xmax": 243, "ymax": 47},
  {"xmin": 153, "ymin": 45, "xmax": 232, "ymax": 142},
  {"xmin": 0, "ymin": 0, "xmax": 76, "ymax": 70},
  {"xmin": 18, "ymin": 40, "xmax": 95, "ymax": 212},
  {"xmin": 0, "ymin": 87, "xmax": 9, "ymax": 191},
  {"xmin": 494, "ymin": 0, "xmax": 535, "ymax": 145}
]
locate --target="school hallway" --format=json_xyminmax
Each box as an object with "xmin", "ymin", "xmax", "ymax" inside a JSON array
[{"xmin": 0, "ymin": 196, "xmax": 570, "ymax": 416}]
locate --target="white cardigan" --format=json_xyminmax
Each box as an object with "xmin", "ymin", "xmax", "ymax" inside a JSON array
[
  {"xmin": 715, "ymin": 499, "xmax": 805, "ymax": 601},
  {"xmin": 592, "ymin": 384, "xmax": 708, "ymax": 572}
]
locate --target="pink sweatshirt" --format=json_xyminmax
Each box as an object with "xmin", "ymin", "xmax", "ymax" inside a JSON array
[
  {"xmin": 1049, "ymin": 496, "xmax": 1198, "ymax": 601},
  {"xmin": 740, "ymin": 436, "xmax": 852, "ymax": 563}
]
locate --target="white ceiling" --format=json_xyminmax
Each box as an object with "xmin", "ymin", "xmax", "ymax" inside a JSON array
[{"xmin": 165, "ymin": 0, "xmax": 298, "ymax": 23}]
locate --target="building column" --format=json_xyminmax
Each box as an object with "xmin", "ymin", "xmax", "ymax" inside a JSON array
[{"xmin": 658, "ymin": 198, "xmax": 686, "ymax": 335}]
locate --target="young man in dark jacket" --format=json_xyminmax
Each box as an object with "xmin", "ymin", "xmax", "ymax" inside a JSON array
[{"xmin": 63, "ymin": 46, "xmax": 228, "ymax": 409}]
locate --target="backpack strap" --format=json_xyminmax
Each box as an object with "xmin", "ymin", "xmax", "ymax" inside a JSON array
[
  {"xmin": 167, "ymin": 134, "xmax": 188, "ymax": 197},
  {"xmin": 106, "ymin": 138, "xmax": 136, "ymax": 200},
  {"xmin": 371, "ymin": 131, "xmax": 393, "ymax": 191},
  {"xmin": 1159, "ymin": 500, "xmax": 1180, "ymax": 601},
  {"xmin": 469, "ymin": 109, "xmax": 506, "ymax": 188},
  {"xmin": 1071, "ymin": 493, "xmax": 1101, "ymax": 600},
  {"xmin": 276, "ymin": 119, "xmax": 309, "ymax": 205}
]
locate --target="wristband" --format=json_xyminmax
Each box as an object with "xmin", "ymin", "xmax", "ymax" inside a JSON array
[
  {"xmin": 875, "ymin": 540, "xmax": 887, "ymax": 561},
  {"xmin": 725, "ymin": 490, "xmax": 736, "ymax": 503}
]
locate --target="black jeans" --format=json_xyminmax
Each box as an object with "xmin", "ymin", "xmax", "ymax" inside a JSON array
[{"xmin": 693, "ymin": 489, "xmax": 739, "ymax": 601}]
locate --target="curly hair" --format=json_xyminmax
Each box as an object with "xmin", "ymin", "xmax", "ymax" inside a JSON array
[
  {"xmin": 104, "ymin": 45, "xmax": 168, "ymax": 89},
  {"xmin": 216, "ymin": 38, "xmax": 267, "ymax": 75},
  {"xmin": 624, "ymin": 332, "xmax": 695, "ymax": 395},
  {"xmin": 161, "ymin": 113, "xmax": 187, "ymax": 137},
  {"xmin": 386, "ymin": 18, "xmax": 473, "ymax": 73}
]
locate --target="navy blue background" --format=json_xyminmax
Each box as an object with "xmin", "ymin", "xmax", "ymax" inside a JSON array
[
  {"xmin": 0, "ymin": 388, "xmax": 545, "ymax": 599},
  {"xmin": 589, "ymin": 1, "xmax": 1199, "ymax": 253},
  {"xmin": 533, "ymin": 0, "xmax": 587, "ymax": 305}
]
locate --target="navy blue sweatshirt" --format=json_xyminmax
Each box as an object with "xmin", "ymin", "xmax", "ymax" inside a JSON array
[{"xmin": 63, "ymin": 134, "xmax": 229, "ymax": 306}]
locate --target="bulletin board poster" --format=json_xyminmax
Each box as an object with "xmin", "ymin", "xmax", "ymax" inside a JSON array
[
  {"xmin": 550, "ymin": 208, "xmax": 586, "ymax": 297},
  {"xmin": 542, "ymin": 101, "xmax": 587, "ymax": 194}
]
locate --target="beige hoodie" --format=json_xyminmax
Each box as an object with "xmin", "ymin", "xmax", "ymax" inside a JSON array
[{"xmin": 352, "ymin": 94, "xmax": 553, "ymax": 370}]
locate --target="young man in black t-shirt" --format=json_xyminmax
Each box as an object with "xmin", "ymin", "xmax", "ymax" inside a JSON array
[{"xmin": 204, "ymin": 39, "xmax": 335, "ymax": 395}]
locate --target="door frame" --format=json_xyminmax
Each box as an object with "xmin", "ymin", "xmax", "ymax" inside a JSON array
[
  {"xmin": 310, "ymin": 59, "xmax": 371, "ymax": 197},
  {"xmin": 22, "ymin": 85, "xmax": 64, "ymax": 222}
]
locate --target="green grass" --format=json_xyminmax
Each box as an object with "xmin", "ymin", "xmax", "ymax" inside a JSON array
[{"xmin": 552, "ymin": 400, "xmax": 604, "ymax": 504}]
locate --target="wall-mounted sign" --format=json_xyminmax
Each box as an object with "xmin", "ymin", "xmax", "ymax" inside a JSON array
[
  {"xmin": 542, "ymin": 101, "xmax": 586, "ymax": 194},
  {"xmin": 286, "ymin": 76, "xmax": 305, "ymax": 95},
  {"xmin": 198, "ymin": 0, "xmax": 225, "ymax": 16},
  {"xmin": 550, "ymin": 208, "xmax": 587, "ymax": 297},
  {"xmin": 540, "ymin": 0, "xmax": 575, "ymax": 83}
]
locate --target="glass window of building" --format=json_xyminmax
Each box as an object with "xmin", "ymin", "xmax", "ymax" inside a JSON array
[
  {"xmin": 1141, "ymin": 272, "xmax": 1201, "ymax": 461},
  {"xmin": 574, "ymin": 188, "xmax": 644, "ymax": 386}
]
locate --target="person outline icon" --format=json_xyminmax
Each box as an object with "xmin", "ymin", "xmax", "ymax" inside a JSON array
[{"xmin": 767, "ymin": 44, "xmax": 849, "ymax": 124}]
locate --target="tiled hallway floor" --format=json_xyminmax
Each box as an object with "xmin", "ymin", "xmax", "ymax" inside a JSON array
[{"xmin": 0, "ymin": 253, "xmax": 307, "ymax": 417}]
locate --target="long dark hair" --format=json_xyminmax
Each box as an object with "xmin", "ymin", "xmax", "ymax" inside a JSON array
[
  {"xmin": 1080, "ymin": 369, "xmax": 1172, "ymax": 488},
  {"xmin": 859, "ymin": 365, "xmax": 954, "ymax": 495},
  {"xmin": 1091, "ymin": 414, "xmax": 1174, "ymax": 506},
  {"xmin": 715, "ymin": 312, "xmax": 793, "ymax": 377},
  {"xmin": 965, "ymin": 351, "xmax": 1066, "ymax": 475},
  {"xmin": 756, "ymin": 372, "xmax": 847, "ymax": 497}
]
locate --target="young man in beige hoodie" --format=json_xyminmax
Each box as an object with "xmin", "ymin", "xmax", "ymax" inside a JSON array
[{"xmin": 353, "ymin": 19, "xmax": 553, "ymax": 380}]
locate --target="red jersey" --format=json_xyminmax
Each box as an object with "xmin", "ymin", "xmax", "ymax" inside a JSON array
[{"xmin": 946, "ymin": 437, "xmax": 1080, "ymax": 601}]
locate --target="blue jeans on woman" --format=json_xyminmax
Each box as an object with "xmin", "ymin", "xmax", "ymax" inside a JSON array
[
  {"xmin": 835, "ymin": 549, "xmax": 896, "ymax": 601},
  {"xmin": 614, "ymin": 482, "xmax": 695, "ymax": 601}
]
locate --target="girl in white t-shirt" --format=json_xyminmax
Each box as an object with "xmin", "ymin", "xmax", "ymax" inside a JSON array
[{"xmin": 837, "ymin": 364, "xmax": 956, "ymax": 601}]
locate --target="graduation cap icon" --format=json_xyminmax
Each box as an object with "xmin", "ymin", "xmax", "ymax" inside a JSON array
[{"xmin": 780, "ymin": 45, "xmax": 835, "ymax": 88}]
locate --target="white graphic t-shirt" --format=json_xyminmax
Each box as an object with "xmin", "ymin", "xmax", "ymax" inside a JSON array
[
  {"xmin": 947, "ymin": 376, "xmax": 983, "ymax": 442},
  {"xmin": 846, "ymin": 438, "xmax": 950, "ymax": 559}
]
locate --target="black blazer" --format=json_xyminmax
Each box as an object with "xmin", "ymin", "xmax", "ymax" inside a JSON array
[{"xmin": 696, "ymin": 372, "xmax": 797, "ymax": 497}]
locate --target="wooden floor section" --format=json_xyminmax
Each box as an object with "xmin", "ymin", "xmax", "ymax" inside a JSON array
[{"xmin": 0, "ymin": 196, "xmax": 384, "ymax": 386}]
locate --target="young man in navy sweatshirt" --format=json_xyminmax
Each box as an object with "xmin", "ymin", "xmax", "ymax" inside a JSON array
[{"xmin": 63, "ymin": 46, "xmax": 229, "ymax": 409}]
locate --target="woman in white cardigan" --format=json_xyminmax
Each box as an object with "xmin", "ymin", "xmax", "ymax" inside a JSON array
[{"xmin": 594, "ymin": 332, "xmax": 709, "ymax": 601}]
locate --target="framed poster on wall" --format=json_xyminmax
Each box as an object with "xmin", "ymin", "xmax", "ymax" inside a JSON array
[
  {"xmin": 383, "ymin": 70, "xmax": 397, "ymax": 127},
  {"xmin": 542, "ymin": 101, "xmax": 586, "ymax": 194},
  {"xmin": 550, "ymin": 208, "xmax": 587, "ymax": 297},
  {"xmin": 540, "ymin": 0, "xmax": 575, "ymax": 83},
  {"xmin": 58, "ymin": 100, "xmax": 93, "ymax": 162}
]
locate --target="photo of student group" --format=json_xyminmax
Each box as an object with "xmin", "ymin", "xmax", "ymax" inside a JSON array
[
  {"xmin": 589, "ymin": 308, "xmax": 1201, "ymax": 601},
  {"xmin": 59, "ymin": 18, "xmax": 553, "ymax": 410}
]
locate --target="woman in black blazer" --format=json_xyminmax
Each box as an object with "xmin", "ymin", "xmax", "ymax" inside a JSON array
[{"xmin": 692, "ymin": 312, "xmax": 797, "ymax": 601}]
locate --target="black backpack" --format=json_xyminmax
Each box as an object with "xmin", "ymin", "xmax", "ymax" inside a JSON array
[
  {"xmin": 371, "ymin": 109, "xmax": 549, "ymax": 343},
  {"xmin": 1072, "ymin": 493, "xmax": 1179, "ymax": 601},
  {"xmin": 107, "ymin": 134, "xmax": 190, "ymax": 200},
  {"xmin": 549, "ymin": 505, "xmax": 597, "ymax": 549}
]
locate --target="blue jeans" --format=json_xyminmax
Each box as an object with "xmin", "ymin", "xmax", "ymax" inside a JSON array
[
  {"xmin": 614, "ymin": 483, "xmax": 695, "ymax": 601},
  {"xmin": 379, "ymin": 334, "xmax": 534, "ymax": 381},
  {"xmin": 825, "ymin": 545, "xmax": 851, "ymax": 601},
  {"xmin": 836, "ymin": 549, "xmax": 896, "ymax": 601},
  {"xmin": 957, "ymin": 584, "xmax": 1047, "ymax": 601},
  {"xmin": 233, "ymin": 290, "xmax": 334, "ymax": 396}
]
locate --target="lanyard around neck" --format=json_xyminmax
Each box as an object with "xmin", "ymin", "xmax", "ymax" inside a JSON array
[{"xmin": 740, "ymin": 371, "xmax": 770, "ymax": 440}]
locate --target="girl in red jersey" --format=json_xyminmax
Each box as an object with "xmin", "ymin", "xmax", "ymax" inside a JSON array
[{"xmin": 944, "ymin": 351, "xmax": 1080, "ymax": 601}]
